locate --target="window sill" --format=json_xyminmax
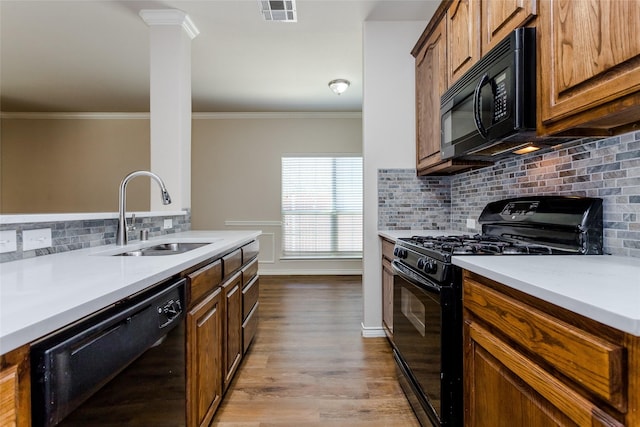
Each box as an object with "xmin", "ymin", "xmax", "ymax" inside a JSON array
[{"xmin": 280, "ymin": 254, "xmax": 362, "ymax": 260}]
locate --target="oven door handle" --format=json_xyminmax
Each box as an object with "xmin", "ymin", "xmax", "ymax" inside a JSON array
[{"xmin": 391, "ymin": 260, "xmax": 441, "ymax": 294}]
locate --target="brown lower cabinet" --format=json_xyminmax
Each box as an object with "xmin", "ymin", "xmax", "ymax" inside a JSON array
[
  {"xmin": 183, "ymin": 240, "xmax": 259, "ymax": 427},
  {"xmin": 0, "ymin": 344, "xmax": 30, "ymax": 427},
  {"xmin": 381, "ymin": 237, "xmax": 394, "ymax": 339},
  {"xmin": 463, "ymin": 270, "xmax": 639, "ymax": 427}
]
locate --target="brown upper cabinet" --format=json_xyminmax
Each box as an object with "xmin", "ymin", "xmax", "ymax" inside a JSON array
[
  {"xmin": 447, "ymin": 0, "xmax": 481, "ymax": 85},
  {"xmin": 537, "ymin": 0, "xmax": 640, "ymax": 136},
  {"xmin": 413, "ymin": 0, "xmax": 640, "ymax": 175},
  {"xmin": 414, "ymin": 2, "xmax": 488, "ymax": 175},
  {"xmin": 416, "ymin": 19, "xmax": 448, "ymax": 173},
  {"xmin": 481, "ymin": 0, "xmax": 537, "ymax": 54}
]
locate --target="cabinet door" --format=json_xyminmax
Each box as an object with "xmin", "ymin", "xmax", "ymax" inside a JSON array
[
  {"xmin": 416, "ymin": 19, "xmax": 447, "ymax": 173},
  {"xmin": 539, "ymin": 0, "xmax": 640, "ymax": 127},
  {"xmin": 187, "ymin": 287, "xmax": 223, "ymax": 427},
  {"xmin": 481, "ymin": 0, "xmax": 537, "ymax": 54},
  {"xmin": 464, "ymin": 320, "xmax": 623, "ymax": 427},
  {"xmin": 381, "ymin": 238, "xmax": 395, "ymax": 337},
  {"xmin": 222, "ymin": 270, "xmax": 243, "ymax": 391},
  {"xmin": 382, "ymin": 257, "xmax": 394, "ymax": 337},
  {"xmin": 447, "ymin": 0, "xmax": 480, "ymax": 85},
  {"xmin": 0, "ymin": 344, "xmax": 30, "ymax": 427}
]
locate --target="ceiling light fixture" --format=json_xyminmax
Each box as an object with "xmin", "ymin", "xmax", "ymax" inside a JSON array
[
  {"xmin": 259, "ymin": 0, "xmax": 297, "ymax": 22},
  {"xmin": 328, "ymin": 79, "xmax": 350, "ymax": 95}
]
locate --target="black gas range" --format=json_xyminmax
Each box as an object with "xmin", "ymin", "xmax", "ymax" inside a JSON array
[
  {"xmin": 394, "ymin": 196, "xmax": 603, "ymax": 286},
  {"xmin": 391, "ymin": 196, "xmax": 603, "ymax": 427}
]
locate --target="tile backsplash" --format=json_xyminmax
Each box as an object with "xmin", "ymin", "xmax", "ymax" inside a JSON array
[
  {"xmin": 378, "ymin": 169, "xmax": 450, "ymax": 230},
  {"xmin": 0, "ymin": 212, "xmax": 191, "ymax": 263},
  {"xmin": 379, "ymin": 131, "xmax": 640, "ymax": 257}
]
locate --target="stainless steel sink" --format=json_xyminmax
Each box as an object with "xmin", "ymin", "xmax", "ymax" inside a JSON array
[{"xmin": 115, "ymin": 242, "xmax": 212, "ymax": 256}]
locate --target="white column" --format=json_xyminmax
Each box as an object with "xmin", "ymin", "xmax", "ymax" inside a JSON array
[{"xmin": 140, "ymin": 9, "xmax": 199, "ymax": 211}]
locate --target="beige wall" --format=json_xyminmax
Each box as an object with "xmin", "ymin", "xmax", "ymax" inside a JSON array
[
  {"xmin": 191, "ymin": 115, "xmax": 363, "ymax": 274},
  {"xmin": 1, "ymin": 114, "xmax": 363, "ymax": 274},
  {"xmin": 1, "ymin": 118, "xmax": 150, "ymax": 213}
]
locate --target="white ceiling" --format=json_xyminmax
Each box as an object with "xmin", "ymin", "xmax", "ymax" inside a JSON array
[{"xmin": 0, "ymin": 0, "xmax": 438, "ymax": 113}]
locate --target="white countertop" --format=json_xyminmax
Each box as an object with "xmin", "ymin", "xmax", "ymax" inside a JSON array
[
  {"xmin": 454, "ymin": 255, "xmax": 640, "ymax": 336},
  {"xmin": 379, "ymin": 230, "xmax": 640, "ymax": 337},
  {"xmin": 0, "ymin": 230, "xmax": 260, "ymax": 354}
]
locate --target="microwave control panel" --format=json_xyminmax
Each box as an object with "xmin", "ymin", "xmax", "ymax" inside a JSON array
[{"xmin": 493, "ymin": 72, "xmax": 509, "ymax": 122}]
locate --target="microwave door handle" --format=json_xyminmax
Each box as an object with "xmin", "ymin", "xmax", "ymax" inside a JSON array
[{"xmin": 473, "ymin": 74, "xmax": 491, "ymax": 139}]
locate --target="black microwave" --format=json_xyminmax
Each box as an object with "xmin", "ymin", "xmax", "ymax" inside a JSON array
[{"xmin": 441, "ymin": 27, "xmax": 544, "ymax": 161}]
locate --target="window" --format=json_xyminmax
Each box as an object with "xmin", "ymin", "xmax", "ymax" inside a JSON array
[{"xmin": 282, "ymin": 156, "xmax": 362, "ymax": 258}]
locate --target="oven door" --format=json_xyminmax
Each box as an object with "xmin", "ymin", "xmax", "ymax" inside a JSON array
[{"xmin": 391, "ymin": 260, "xmax": 461, "ymax": 426}]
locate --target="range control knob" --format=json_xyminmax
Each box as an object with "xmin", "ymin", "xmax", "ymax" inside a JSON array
[
  {"xmin": 426, "ymin": 259, "xmax": 438, "ymax": 274},
  {"xmin": 393, "ymin": 247, "xmax": 408, "ymax": 259},
  {"xmin": 418, "ymin": 257, "xmax": 437, "ymax": 274}
]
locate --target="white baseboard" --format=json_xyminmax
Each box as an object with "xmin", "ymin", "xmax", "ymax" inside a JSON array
[
  {"xmin": 360, "ymin": 323, "xmax": 387, "ymax": 338},
  {"xmin": 259, "ymin": 269, "xmax": 363, "ymax": 275}
]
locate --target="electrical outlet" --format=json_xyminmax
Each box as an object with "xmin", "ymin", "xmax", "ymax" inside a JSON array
[
  {"xmin": 23, "ymin": 228, "xmax": 52, "ymax": 251},
  {"xmin": 163, "ymin": 219, "xmax": 173, "ymax": 230},
  {"xmin": 0, "ymin": 230, "xmax": 18, "ymax": 253},
  {"xmin": 466, "ymin": 218, "xmax": 476, "ymax": 229}
]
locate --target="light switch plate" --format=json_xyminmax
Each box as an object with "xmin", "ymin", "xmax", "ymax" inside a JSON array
[
  {"xmin": 163, "ymin": 219, "xmax": 173, "ymax": 229},
  {"xmin": 466, "ymin": 218, "xmax": 476, "ymax": 229},
  {"xmin": 23, "ymin": 228, "xmax": 52, "ymax": 251},
  {"xmin": 0, "ymin": 230, "xmax": 18, "ymax": 253}
]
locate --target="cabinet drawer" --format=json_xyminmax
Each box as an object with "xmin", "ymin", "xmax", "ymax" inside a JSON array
[
  {"xmin": 466, "ymin": 320, "xmax": 624, "ymax": 427},
  {"xmin": 242, "ymin": 276, "xmax": 259, "ymax": 319},
  {"xmin": 381, "ymin": 238, "xmax": 395, "ymax": 261},
  {"xmin": 187, "ymin": 259, "xmax": 222, "ymax": 306},
  {"xmin": 463, "ymin": 276, "xmax": 625, "ymax": 409},
  {"xmin": 242, "ymin": 258, "xmax": 258, "ymax": 287},
  {"xmin": 242, "ymin": 302, "xmax": 259, "ymax": 353},
  {"xmin": 242, "ymin": 240, "xmax": 259, "ymax": 263},
  {"xmin": 222, "ymin": 249, "xmax": 242, "ymax": 280}
]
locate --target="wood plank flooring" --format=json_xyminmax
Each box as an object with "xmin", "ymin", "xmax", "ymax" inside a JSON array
[{"xmin": 211, "ymin": 275, "xmax": 420, "ymax": 427}]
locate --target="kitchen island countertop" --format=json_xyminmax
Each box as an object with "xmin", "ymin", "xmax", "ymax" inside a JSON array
[{"xmin": 0, "ymin": 230, "xmax": 260, "ymax": 354}]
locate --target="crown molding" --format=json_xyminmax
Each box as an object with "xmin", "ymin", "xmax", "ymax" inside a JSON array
[{"xmin": 139, "ymin": 9, "xmax": 200, "ymax": 39}]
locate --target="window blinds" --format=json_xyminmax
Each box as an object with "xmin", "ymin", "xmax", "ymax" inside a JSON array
[{"xmin": 281, "ymin": 157, "xmax": 363, "ymax": 258}]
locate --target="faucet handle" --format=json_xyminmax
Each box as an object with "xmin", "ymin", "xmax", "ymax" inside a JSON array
[{"xmin": 127, "ymin": 213, "xmax": 136, "ymax": 232}]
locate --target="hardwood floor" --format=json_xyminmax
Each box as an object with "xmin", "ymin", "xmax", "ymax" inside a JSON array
[{"xmin": 211, "ymin": 275, "xmax": 420, "ymax": 427}]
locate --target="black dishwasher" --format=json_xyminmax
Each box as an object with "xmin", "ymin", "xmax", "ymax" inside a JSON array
[{"xmin": 31, "ymin": 278, "xmax": 186, "ymax": 427}]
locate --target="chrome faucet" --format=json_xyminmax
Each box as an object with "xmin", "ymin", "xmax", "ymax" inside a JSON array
[{"xmin": 116, "ymin": 170, "xmax": 172, "ymax": 246}]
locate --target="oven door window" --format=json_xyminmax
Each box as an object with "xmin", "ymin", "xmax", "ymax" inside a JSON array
[
  {"xmin": 393, "ymin": 274, "xmax": 442, "ymax": 420},
  {"xmin": 401, "ymin": 286, "xmax": 427, "ymax": 337}
]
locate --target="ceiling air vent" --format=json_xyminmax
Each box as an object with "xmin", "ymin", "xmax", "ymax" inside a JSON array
[{"xmin": 259, "ymin": 0, "xmax": 297, "ymax": 22}]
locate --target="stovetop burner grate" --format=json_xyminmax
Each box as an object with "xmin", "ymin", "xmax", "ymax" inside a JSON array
[{"xmin": 401, "ymin": 234, "xmax": 572, "ymax": 256}]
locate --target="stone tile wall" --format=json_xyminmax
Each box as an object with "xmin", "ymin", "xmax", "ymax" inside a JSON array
[
  {"xmin": 379, "ymin": 130, "xmax": 640, "ymax": 257},
  {"xmin": 378, "ymin": 169, "xmax": 451, "ymax": 230},
  {"xmin": 0, "ymin": 212, "xmax": 191, "ymax": 263}
]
